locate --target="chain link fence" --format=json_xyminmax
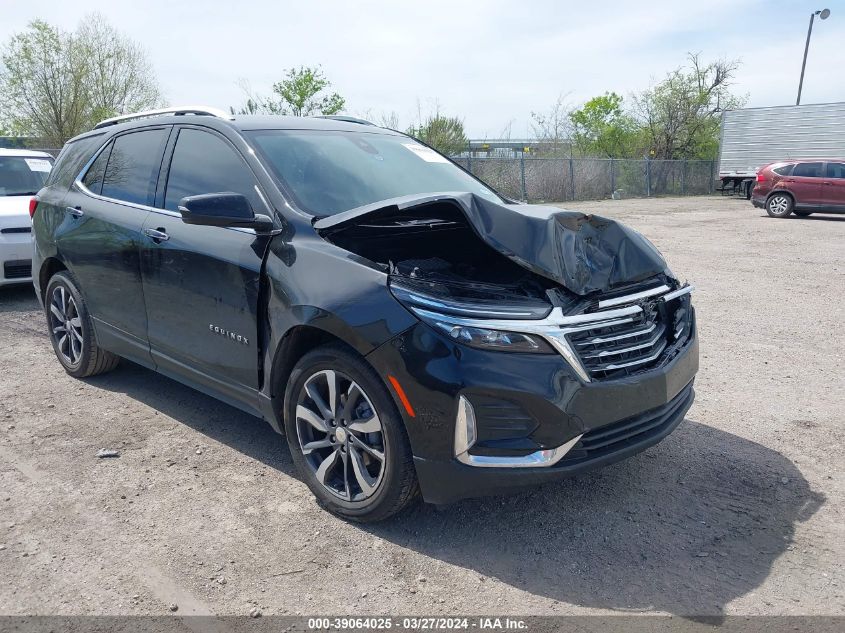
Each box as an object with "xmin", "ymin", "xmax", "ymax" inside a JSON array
[
  {"xmin": 450, "ymin": 156, "xmax": 717, "ymax": 203},
  {"xmin": 25, "ymin": 147, "xmax": 716, "ymax": 204}
]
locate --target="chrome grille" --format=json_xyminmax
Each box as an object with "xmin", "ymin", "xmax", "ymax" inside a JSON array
[{"xmin": 568, "ymin": 291, "xmax": 692, "ymax": 380}]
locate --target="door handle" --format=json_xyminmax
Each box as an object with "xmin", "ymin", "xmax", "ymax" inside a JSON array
[
  {"xmin": 142, "ymin": 227, "xmax": 170, "ymax": 243},
  {"xmin": 66, "ymin": 206, "xmax": 84, "ymax": 218},
  {"xmin": 822, "ymin": 181, "xmax": 833, "ymax": 185}
]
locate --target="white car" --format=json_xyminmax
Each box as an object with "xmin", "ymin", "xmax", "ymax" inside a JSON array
[{"xmin": 0, "ymin": 148, "xmax": 54, "ymax": 287}]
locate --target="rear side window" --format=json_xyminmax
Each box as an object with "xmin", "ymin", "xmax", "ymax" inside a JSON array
[
  {"xmin": 46, "ymin": 134, "xmax": 104, "ymax": 188},
  {"xmin": 792, "ymin": 162, "xmax": 823, "ymax": 178},
  {"xmin": 101, "ymin": 128, "xmax": 169, "ymax": 206},
  {"xmin": 163, "ymin": 128, "xmax": 262, "ymax": 212},
  {"xmin": 81, "ymin": 142, "xmax": 113, "ymax": 195},
  {"xmin": 826, "ymin": 162, "xmax": 845, "ymax": 179},
  {"xmin": 772, "ymin": 164, "xmax": 793, "ymax": 176}
]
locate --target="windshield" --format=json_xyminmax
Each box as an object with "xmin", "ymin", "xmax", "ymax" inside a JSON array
[
  {"xmin": 0, "ymin": 155, "xmax": 53, "ymax": 197},
  {"xmin": 246, "ymin": 130, "xmax": 500, "ymax": 216}
]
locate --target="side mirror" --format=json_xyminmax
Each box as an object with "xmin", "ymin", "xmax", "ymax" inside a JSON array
[{"xmin": 178, "ymin": 192, "xmax": 273, "ymax": 232}]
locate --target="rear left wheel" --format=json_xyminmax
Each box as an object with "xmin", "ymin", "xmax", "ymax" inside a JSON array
[
  {"xmin": 45, "ymin": 272, "xmax": 119, "ymax": 378},
  {"xmin": 283, "ymin": 345, "xmax": 418, "ymax": 522},
  {"xmin": 766, "ymin": 194, "xmax": 793, "ymax": 218}
]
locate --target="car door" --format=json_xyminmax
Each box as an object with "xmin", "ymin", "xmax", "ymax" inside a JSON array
[
  {"xmin": 58, "ymin": 127, "xmax": 170, "ymax": 366},
  {"xmin": 785, "ymin": 162, "xmax": 824, "ymax": 206},
  {"xmin": 821, "ymin": 162, "xmax": 845, "ymax": 209},
  {"xmin": 139, "ymin": 125, "xmax": 274, "ymax": 406}
]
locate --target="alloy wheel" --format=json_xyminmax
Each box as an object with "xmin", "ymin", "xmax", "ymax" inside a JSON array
[
  {"xmin": 768, "ymin": 195, "xmax": 790, "ymax": 216},
  {"xmin": 295, "ymin": 369, "xmax": 386, "ymax": 501},
  {"xmin": 49, "ymin": 286, "xmax": 83, "ymax": 366}
]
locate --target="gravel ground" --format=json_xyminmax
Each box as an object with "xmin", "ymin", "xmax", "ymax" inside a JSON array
[{"xmin": 0, "ymin": 195, "xmax": 842, "ymax": 617}]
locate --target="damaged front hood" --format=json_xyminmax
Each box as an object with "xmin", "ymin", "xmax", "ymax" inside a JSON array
[{"xmin": 314, "ymin": 192, "xmax": 670, "ymax": 296}]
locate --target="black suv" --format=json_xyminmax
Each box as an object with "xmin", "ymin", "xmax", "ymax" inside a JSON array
[{"xmin": 32, "ymin": 107, "xmax": 698, "ymax": 521}]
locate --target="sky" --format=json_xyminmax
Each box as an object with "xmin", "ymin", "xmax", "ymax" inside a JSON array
[{"xmin": 2, "ymin": 0, "xmax": 843, "ymax": 137}]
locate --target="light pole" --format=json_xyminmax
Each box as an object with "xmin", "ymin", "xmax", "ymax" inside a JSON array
[{"xmin": 796, "ymin": 8, "xmax": 831, "ymax": 105}]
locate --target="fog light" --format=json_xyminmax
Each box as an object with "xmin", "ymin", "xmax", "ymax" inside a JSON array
[{"xmin": 454, "ymin": 395, "xmax": 477, "ymax": 457}]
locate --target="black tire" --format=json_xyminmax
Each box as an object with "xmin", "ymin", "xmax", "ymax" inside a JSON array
[
  {"xmin": 766, "ymin": 193, "xmax": 794, "ymax": 218},
  {"xmin": 45, "ymin": 272, "xmax": 120, "ymax": 378},
  {"xmin": 794, "ymin": 211, "xmax": 813, "ymax": 217},
  {"xmin": 283, "ymin": 344, "xmax": 418, "ymax": 521}
]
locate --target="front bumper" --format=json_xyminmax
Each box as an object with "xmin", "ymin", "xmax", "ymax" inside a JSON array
[
  {"xmin": 0, "ymin": 236, "xmax": 33, "ymax": 286},
  {"xmin": 366, "ymin": 313, "xmax": 699, "ymax": 504}
]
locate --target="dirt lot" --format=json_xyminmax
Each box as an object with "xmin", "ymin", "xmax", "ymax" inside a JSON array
[{"xmin": 0, "ymin": 196, "xmax": 843, "ymax": 617}]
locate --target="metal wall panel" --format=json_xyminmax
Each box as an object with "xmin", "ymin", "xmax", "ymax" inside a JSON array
[{"xmin": 718, "ymin": 102, "xmax": 845, "ymax": 176}]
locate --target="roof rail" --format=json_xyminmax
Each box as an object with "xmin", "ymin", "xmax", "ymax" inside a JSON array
[
  {"xmin": 93, "ymin": 106, "xmax": 232, "ymax": 130},
  {"xmin": 314, "ymin": 115, "xmax": 376, "ymax": 126}
]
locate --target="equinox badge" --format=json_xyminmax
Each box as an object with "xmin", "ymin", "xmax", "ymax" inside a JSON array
[{"xmin": 209, "ymin": 324, "xmax": 249, "ymax": 346}]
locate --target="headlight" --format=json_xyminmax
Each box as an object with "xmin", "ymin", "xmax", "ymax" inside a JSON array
[
  {"xmin": 430, "ymin": 320, "xmax": 551, "ymax": 353},
  {"xmin": 389, "ymin": 282, "xmax": 554, "ymax": 353}
]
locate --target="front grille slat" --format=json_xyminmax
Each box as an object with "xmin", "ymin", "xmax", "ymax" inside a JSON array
[
  {"xmin": 580, "ymin": 324, "xmax": 666, "ymax": 359},
  {"xmin": 575, "ymin": 322, "xmax": 656, "ymax": 347},
  {"xmin": 593, "ymin": 340, "xmax": 668, "ymax": 372}
]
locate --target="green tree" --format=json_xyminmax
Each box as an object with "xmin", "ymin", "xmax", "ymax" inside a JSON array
[
  {"xmin": 407, "ymin": 115, "xmax": 468, "ymax": 156},
  {"xmin": 232, "ymin": 66, "xmax": 345, "ymax": 116},
  {"xmin": 632, "ymin": 53, "xmax": 744, "ymax": 160},
  {"xmin": 569, "ymin": 92, "xmax": 639, "ymax": 158},
  {"xmin": 0, "ymin": 16, "xmax": 162, "ymax": 146}
]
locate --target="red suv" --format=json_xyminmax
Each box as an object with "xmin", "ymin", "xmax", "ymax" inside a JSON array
[{"xmin": 751, "ymin": 160, "xmax": 845, "ymax": 218}]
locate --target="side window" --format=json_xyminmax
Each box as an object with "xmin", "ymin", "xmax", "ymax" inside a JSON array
[
  {"xmin": 772, "ymin": 164, "xmax": 794, "ymax": 176},
  {"xmin": 101, "ymin": 128, "xmax": 169, "ymax": 206},
  {"xmin": 47, "ymin": 133, "xmax": 104, "ymax": 188},
  {"xmin": 792, "ymin": 162, "xmax": 823, "ymax": 178},
  {"xmin": 825, "ymin": 162, "xmax": 845, "ymax": 179},
  {"xmin": 81, "ymin": 141, "xmax": 113, "ymax": 195},
  {"xmin": 164, "ymin": 128, "xmax": 262, "ymax": 212}
]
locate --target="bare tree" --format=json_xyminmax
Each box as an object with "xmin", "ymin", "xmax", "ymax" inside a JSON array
[
  {"xmin": 530, "ymin": 94, "xmax": 573, "ymax": 156},
  {"xmin": 353, "ymin": 108, "xmax": 401, "ymax": 129},
  {"xmin": 77, "ymin": 15, "xmax": 163, "ymax": 124}
]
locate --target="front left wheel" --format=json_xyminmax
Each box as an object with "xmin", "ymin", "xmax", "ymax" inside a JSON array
[
  {"xmin": 45, "ymin": 272, "xmax": 120, "ymax": 378},
  {"xmin": 283, "ymin": 345, "xmax": 418, "ymax": 521}
]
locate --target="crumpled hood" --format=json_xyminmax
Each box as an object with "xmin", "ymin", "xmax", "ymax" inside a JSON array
[{"xmin": 314, "ymin": 192, "xmax": 670, "ymax": 296}]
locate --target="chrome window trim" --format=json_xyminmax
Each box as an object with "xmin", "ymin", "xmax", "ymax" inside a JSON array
[
  {"xmin": 73, "ymin": 181, "xmax": 262, "ymax": 235},
  {"xmin": 597, "ymin": 284, "xmax": 670, "ymax": 308}
]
